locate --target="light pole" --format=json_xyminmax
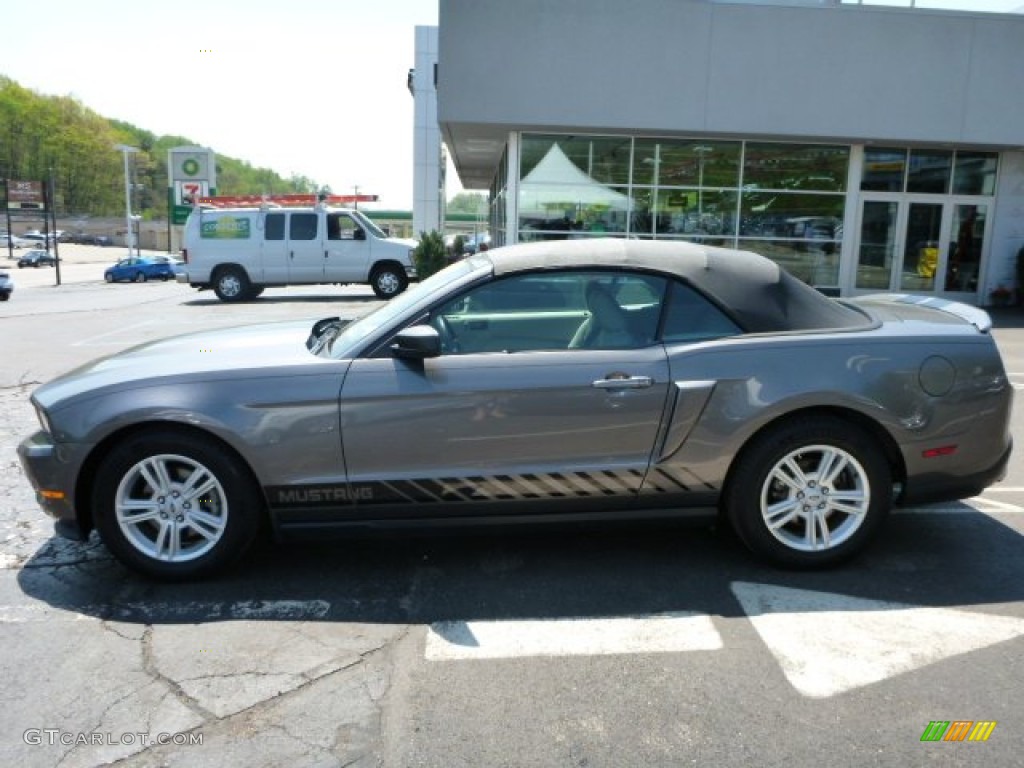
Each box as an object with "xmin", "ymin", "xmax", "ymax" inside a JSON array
[{"xmin": 113, "ymin": 144, "xmax": 139, "ymax": 256}]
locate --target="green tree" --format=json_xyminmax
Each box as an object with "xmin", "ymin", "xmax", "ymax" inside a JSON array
[
  {"xmin": 447, "ymin": 192, "xmax": 487, "ymax": 215},
  {"xmin": 412, "ymin": 230, "xmax": 448, "ymax": 280}
]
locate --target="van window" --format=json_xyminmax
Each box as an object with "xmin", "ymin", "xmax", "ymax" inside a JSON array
[
  {"xmin": 327, "ymin": 213, "xmax": 363, "ymax": 241},
  {"xmin": 265, "ymin": 213, "xmax": 285, "ymax": 241},
  {"xmin": 290, "ymin": 213, "xmax": 318, "ymax": 240}
]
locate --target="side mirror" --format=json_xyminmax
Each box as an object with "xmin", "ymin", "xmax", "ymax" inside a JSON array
[
  {"xmin": 354, "ymin": 228, "xmax": 366, "ymax": 241},
  {"xmin": 391, "ymin": 325, "xmax": 441, "ymax": 359}
]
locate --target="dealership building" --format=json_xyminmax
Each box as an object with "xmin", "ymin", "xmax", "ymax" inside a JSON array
[{"xmin": 423, "ymin": 0, "xmax": 1024, "ymax": 305}]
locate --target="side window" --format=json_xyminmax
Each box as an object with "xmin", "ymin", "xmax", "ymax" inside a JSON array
[
  {"xmin": 428, "ymin": 270, "xmax": 666, "ymax": 354},
  {"xmin": 661, "ymin": 281, "xmax": 742, "ymax": 343},
  {"xmin": 328, "ymin": 214, "xmax": 361, "ymax": 241},
  {"xmin": 265, "ymin": 213, "xmax": 285, "ymax": 241},
  {"xmin": 289, "ymin": 213, "xmax": 318, "ymax": 241}
]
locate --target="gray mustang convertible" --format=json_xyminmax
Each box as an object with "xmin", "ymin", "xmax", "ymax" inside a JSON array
[{"xmin": 18, "ymin": 239, "xmax": 1012, "ymax": 580}]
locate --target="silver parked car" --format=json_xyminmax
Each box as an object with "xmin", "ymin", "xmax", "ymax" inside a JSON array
[{"xmin": 18, "ymin": 239, "xmax": 1012, "ymax": 580}]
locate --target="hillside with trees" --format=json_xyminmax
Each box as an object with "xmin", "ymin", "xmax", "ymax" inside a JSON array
[{"xmin": 0, "ymin": 76, "xmax": 321, "ymax": 220}]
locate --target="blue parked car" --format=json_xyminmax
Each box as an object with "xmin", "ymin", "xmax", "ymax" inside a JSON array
[{"xmin": 104, "ymin": 256, "xmax": 182, "ymax": 283}]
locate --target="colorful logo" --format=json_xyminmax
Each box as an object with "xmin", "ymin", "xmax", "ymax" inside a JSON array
[
  {"xmin": 920, "ymin": 721, "xmax": 997, "ymax": 742},
  {"xmin": 200, "ymin": 217, "xmax": 250, "ymax": 240}
]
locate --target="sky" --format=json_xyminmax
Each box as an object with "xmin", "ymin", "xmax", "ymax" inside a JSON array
[
  {"xmin": 1, "ymin": 0, "xmax": 1021, "ymax": 211},
  {"xmin": 0, "ymin": 0, "xmax": 450, "ymax": 210}
]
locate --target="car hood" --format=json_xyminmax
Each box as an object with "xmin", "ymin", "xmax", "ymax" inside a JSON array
[{"xmin": 34, "ymin": 320, "xmax": 337, "ymax": 410}]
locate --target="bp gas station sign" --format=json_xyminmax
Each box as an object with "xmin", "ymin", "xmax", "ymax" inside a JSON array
[{"xmin": 168, "ymin": 147, "xmax": 216, "ymax": 225}]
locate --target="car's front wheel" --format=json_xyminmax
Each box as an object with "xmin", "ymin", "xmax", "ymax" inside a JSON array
[
  {"xmin": 724, "ymin": 416, "xmax": 891, "ymax": 568},
  {"xmin": 93, "ymin": 430, "xmax": 262, "ymax": 580},
  {"xmin": 104, "ymin": 273, "xmax": 114, "ymax": 283}
]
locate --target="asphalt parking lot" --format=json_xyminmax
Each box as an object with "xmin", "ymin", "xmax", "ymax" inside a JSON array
[{"xmin": 1, "ymin": 255, "xmax": 1023, "ymax": 767}]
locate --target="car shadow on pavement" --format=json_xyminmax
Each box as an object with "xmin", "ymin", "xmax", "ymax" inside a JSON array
[
  {"xmin": 15, "ymin": 504, "xmax": 1024, "ymax": 627},
  {"xmin": 184, "ymin": 295, "xmax": 381, "ymax": 307}
]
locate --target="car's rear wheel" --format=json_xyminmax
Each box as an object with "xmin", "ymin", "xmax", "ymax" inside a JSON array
[
  {"xmin": 93, "ymin": 430, "xmax": 262, "ymax": 580},
  {"xmin": 725, "ymin": 416, "xmax": 891, "ymax": 568},
  {"xmin": 213, "ymin": 266, "xmax": 251, "ymax": 302},
  {"xmin": 134, "ymin": 271, "xmax": 147, "ymax": 283},
  {"xmin": 104, "ymin": 273, "xmax": 114, "ymax": 283},
  {"xmin": 370, "ymin": 263, "xmax": 408, "ymax": 299}
]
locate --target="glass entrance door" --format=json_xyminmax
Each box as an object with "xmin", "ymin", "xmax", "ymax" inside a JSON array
[
  {"xmin": 943, "ymin": 204, "xmax": 986, "ymax": 293},
  {"xmin": 852, "ymin": 197, "xmax": 988, "ymax": 297},
  {"xmin": 898, "ymin": 202, "xmax": 944, "ymax": 292},
  {"xmin": 854, "ymin": 199, "xmax": 899, "ymax": 291}
]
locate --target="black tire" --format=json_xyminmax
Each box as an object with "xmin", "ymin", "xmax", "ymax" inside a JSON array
[
  {"xmin": 0, "ymin": 293, "xmax": 9, "ymax": 301},
  {"xmin": 724, "ymin": 416, "xmax": 891, "ymax": 569},
  {"xmin": 92, "ymin": 430, "xmax": 263, "ymax": 581},
  {"xmin": 104, "ymin": 273, "xmax": 114, "ymax": 283},
  {"xmin": 370, "ymin": 263, "xmax": 408, "ymax": 299},
  {"xmin": 134, "ymin": 271, "xmax": 147, "ymax": 283},
  {"xmin": 213, "ymin": 266, "xmax": 251, "ymax": 302}
]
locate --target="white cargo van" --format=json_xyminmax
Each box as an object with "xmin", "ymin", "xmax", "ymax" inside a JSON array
[{"xmin": 179, "ymin": 204, "xmax": 417, "ymax": 301}]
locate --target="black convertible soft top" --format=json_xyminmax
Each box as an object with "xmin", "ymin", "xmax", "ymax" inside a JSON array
[{"xmin": 488, "ymin": 238, "xmax": 868, "ymax": 334}]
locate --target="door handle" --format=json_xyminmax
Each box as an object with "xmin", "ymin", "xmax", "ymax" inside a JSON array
[{"xmin": 592, "ymin": 375, "xmax": 653, "ymax": 389}]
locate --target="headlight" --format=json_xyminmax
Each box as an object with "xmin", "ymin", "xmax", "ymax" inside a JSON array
[{"xmin": 33, "ymin": 403, "xmax": 53, "ymax": 435}]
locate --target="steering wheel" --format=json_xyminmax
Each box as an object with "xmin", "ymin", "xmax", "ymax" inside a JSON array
[{"xmin": 433, "ymin": 314, "xmax": 461, "ymax": 354}]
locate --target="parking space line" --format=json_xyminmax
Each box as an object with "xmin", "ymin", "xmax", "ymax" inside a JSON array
[
  {"xmin": 72, "ymin": 320, "xmax": 161, "ymax": 347},
  {"xmin": 425, "ymin": 612, "xmax": 722, "ymax": 660}
]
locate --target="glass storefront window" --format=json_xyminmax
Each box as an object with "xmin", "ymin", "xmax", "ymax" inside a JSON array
[
  {"xmin": 907, "ymin": 149, "xmax": 952, "ymax": 194},
  {"xmin": 518, "ymin": 183, "xmax": 630, "ymax": 239},
  {"xmin": 743, "ymin": 143, "xmax": 849, "ymax": 192},
  {"xmin": 953, "ymin": 152, "xmax": 998, "ymax": 196},
  {"xmin": 739, "ymin": 192, "xmax": 845, "ymax": 238},
  {"xmin": 519, "ymin": 135, "xmax": 631, "ymax": 186},
  {"xmin": 738, "ymin": 239, "xmax": 840, "ymax": 287},
  {"xmin": 652, "ymin": 189, "xmax": 738, "ymax": 239},
  {"xmin": 861, "ymin": 147, "xmax": 907, "ymax": 192},
  {"xmin": 633, "ymin": 139, "xmax": 740, "ymax": 188}
]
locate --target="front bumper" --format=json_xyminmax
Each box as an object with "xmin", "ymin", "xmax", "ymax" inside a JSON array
[{"xmin": 17, "ymin": 430, "xmax": 82, "ymax": 532}]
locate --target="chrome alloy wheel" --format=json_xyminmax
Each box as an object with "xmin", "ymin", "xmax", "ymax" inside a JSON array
[
  {"xmin": 217, "ymin": 273, "xmax": 242, "ymax": 298},
  {"xmin": 759, "ymin": 444, "xmax": 870, "ymax": 552},
  {"xmin": 114, "ymin": 453, "xmax": 229, "ymax": 562},
  {"xmin": 375, "ymin": 270, "xmax": 401, "ymax": 295}
]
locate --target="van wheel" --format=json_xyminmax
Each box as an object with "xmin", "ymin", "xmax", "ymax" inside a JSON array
[
  {"xmin": 213, "ymin": 266, "xmax": 251, "ymax": 302},
  {"xmin": 370, "ymin": 263, "xmax": 407, "ymax": 299}
]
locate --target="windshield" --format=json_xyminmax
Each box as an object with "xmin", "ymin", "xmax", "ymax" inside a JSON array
[
  {"xmin": 350, "ymin": 210, "xmax": 389, "ymax": 240},
  {"xmin": 326, "ymin": 256, "xmax": 491, "ymax": 358}
]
